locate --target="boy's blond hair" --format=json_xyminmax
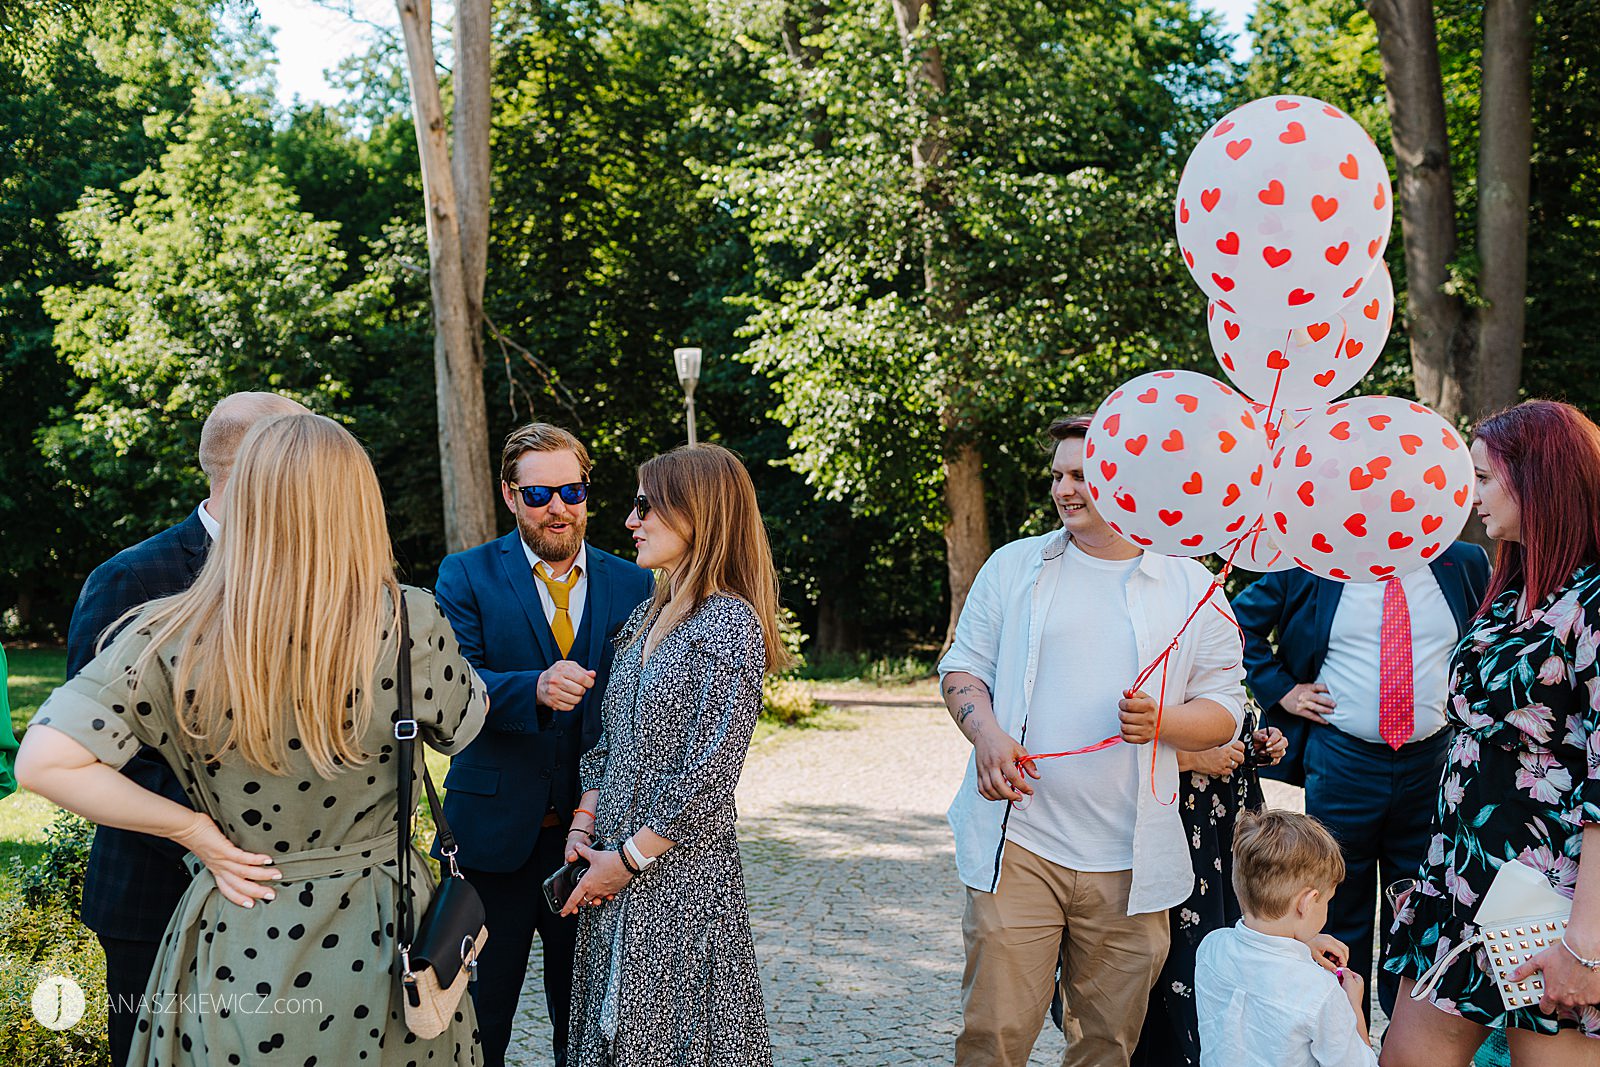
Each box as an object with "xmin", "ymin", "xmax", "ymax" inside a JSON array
[{"xmin": 1232, "ymin": 810, "xmax": 1346, "ymax": 920}]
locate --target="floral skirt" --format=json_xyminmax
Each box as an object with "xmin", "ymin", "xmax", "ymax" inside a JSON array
[{"xmin": 1385, "ymin": 730, "xmax": 1600, "ymax": 1037}]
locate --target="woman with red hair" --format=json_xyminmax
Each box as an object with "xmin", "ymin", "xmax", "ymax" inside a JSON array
[{"xmin": 1383, "ymin": 401, "xmax": 1600, "ymax": 1066}]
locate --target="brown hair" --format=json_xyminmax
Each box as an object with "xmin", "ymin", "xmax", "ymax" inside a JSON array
[
  {"xmin": 500, "ymin": 423, "xmax": 592, "ymax": 485},
  {"xmin": 632, "ymin": 444, "xmax": 794, "ymax": 672},
  {"xmin": 1046, "ymin": 415, "xmax": 1093, "ymax": 444},
  {"xmin": 1232, "ymin": 810, "xmax": 1345, "ymax": 920}
]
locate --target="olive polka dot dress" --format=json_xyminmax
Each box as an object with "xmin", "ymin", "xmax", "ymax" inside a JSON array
[{"xmin": 31, "ymin": 585, "xmax": 486, "ymax": 1066}]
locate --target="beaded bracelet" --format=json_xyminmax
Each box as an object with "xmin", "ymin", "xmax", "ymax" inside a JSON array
[{"xmin": 617, "ymin": 846, "xmax": 641, "ymax": 876}]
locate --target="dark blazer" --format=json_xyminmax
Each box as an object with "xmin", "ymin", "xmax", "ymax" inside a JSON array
[
  {"xmin": 434, "ymin": 532, "xmax": 651, "ymax": 872},
  {"xmin": 1234, "ymin": 541, "xmax": 1492, "ymax": 785},
  {"xmin": 65, "ymin": 510, "xmax": 208, "ymax": 941}
]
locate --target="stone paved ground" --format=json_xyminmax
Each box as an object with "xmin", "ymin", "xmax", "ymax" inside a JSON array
[{"xmin": 508, "ymin": 688, "xmax": 1308, "ymax": 1066}]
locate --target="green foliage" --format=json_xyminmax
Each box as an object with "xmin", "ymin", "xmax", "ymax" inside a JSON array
[
  {"xmin": 794, "ymin": 651, "xmax": 938, "ymax": 685},
  {"xmin": 0, "ymin": 897, "xmax": 108, "ymax": 1066},
  {"xmin": 759, "ymin": 676, "xmax": 821, "ymax": 725},
  {"xmin": 702, "ymin": 0, "xmax": 1234, "ymax": 545},
  {"xmin": 6, "ymin": 812, "xmax": 91, "ymax": 912}
]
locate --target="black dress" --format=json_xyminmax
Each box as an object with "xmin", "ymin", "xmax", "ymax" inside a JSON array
[{"xmin": 1130, "ymin": 711, "xmax": 1265, "ymax": 1067}]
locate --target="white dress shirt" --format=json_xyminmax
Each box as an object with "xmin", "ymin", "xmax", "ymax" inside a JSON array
[
  {"xmin": 939, "ymin": 529, "xmax": 1246, "ymax": 913},
  {"xmin": 1316, "ymin": 567, "xmax": 1455, "ymax": 744},
  {"xmin": 196, "ymin": 500, "xmax": 221, "ymax": 541},
  {"xmin": 520, "ymin": 539, "xmax": 589, "ymax": 636},
  {"xmin": 1196, "ymin": 922, "xmax": 1377, "ymax": 1067}
]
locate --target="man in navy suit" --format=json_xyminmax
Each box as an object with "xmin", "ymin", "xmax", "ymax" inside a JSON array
[
  {"xmin": 434, "ymin": 423, "xmax": 651, "ymax": 1067},
  {"xmin": 1233, "ymin": 541, "xmax": 1490, "ymax": 1024},
  {"xmin": 65, "ymin": 391, "xmax": 307, "ymax": 1067}
]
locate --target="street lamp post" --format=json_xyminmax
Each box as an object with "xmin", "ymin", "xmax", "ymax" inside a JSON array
[{"xmin": 673, "ymin": 346, "xmax": 702, "ymax": 446}]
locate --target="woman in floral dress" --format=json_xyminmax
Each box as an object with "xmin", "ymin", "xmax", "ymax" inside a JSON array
[
  {"xmin": 1384, "ymin": 401, "xmax": 1600, "ymax": 1067},
  {"xmin": 557, "ymin": 444, "xmax": 793, "ymax": 1067}
]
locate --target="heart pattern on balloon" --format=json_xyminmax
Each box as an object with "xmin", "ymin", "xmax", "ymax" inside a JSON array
[
  {"xmin": 1205, "ymin": 263, "xmax": 1394, "ymax": 411},
  {"xmin": 1265, "ymin": 396, "xmax": 1474, "ymax": 583},
  {"xmin": 1086, "ymin": 370, "xmax": 1271, "ymax": 557},
  {"xmin": 1176, "ymin": 94, "xmax": 1394, "ymax": 329}
]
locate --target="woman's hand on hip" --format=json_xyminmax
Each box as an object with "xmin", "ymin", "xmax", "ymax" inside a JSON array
[
  {"xmin": 171, "ymin": 812, "xmax": 281, "ymax": 908},
  {"xmin": 559, "ymin": 842, "xmax": 632, "ymax": 917}
]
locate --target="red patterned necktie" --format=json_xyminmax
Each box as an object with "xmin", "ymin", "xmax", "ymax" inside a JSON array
[{"xmin": 1379, "ymin": 577, "xmax": 1414, "ymax": 750}]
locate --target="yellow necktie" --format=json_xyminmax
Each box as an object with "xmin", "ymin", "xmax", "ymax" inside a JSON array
[{"xmin": 532, "ymin": 562, "xmax": 580, "ymax": 657}]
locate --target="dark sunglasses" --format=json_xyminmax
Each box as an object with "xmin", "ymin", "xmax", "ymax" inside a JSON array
[
  {"xmin": 509, "ymin": 481, "xmax": 589, "ymax": 508},
  {"xmin": 633, "ymin": 494, "xmax": 653, "ymax": 519}
]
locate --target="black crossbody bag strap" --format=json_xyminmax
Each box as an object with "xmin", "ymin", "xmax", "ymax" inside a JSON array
[{"xmin": 395, "ymin": 599, "xmax": 468, "ymax": 969}]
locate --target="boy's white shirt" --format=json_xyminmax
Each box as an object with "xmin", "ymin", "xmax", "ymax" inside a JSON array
[
  {"xmin": 1195, "ymin": 922, "xmax": 1378, "ymax": 1067},
  {"xmin": 939, "ymin": 528, "xmax": 1246, "ymax": 913}
]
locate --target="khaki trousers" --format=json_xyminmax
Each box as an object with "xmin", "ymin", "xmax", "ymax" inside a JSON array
[{"xmin": 956, "ymin": 842, "xmax": 1170, "ymax": 1067}]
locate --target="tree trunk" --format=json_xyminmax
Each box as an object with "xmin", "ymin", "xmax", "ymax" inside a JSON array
[
  {"xmin": 1473, "ymin": 0, "xmax": 1533, "ymax": 419},
  {"xmin": 397, "ymin": 0, "xmax": 496, "ymax": 553},
  {"xmin": 1366, "ymin": 0, "xmax": 1475, "ymax": 423},
  {"xmin": 890, "ymin": 0, "xmax": 988, "ymax": 647}
]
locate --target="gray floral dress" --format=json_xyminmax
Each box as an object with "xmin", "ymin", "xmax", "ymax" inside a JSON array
[
  {"xmin": 31, "ymin": 585, "xmax": 487, "ymax": 1066},
  {"xmin": 569, "ymin": 594, "xmax": 771, "ymax": 1067},
  {"xmin": 1387, "ymin": 563, "xmax": 1600, "ymax": 1037}
]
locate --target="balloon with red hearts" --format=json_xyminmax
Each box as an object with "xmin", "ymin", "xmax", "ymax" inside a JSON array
[
  {"xmin": 1085, "ymin": 370, "xmax": 1271, "ymax": 556},
  {"xmin": 1176, "ymin": 94, "xmax": 1394, "ymax": 329},
  {"xmin": 1265, "ymin": 395, "xmax": 1474, "ymax": 583},
  {"xmin": 1219, "ymin": 519, "xmax": 1297, "ymax": 573},
  {"xmin": 1208, "ymin": 263, "xmax": 1394, "ymax": 409}
]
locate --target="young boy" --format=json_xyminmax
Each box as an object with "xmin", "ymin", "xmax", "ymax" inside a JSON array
[{"xmin": 1195, "ymin": 810, "xmax": 1377, "ymax": 1067}]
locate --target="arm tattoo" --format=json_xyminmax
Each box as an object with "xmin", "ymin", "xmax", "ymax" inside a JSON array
[{"xmin": 957, "ymin": 702, "xmax": 977, "ymax": 727}]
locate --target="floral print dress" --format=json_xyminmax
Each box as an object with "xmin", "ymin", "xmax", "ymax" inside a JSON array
[{"xmin": 1387, "ymin": 563, "xmax": 1600, "ymax": 1037}]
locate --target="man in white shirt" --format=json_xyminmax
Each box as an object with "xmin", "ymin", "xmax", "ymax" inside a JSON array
[{"xmin": 940, "ymin": 415, "xmax": 1248, "ymax": 1067}]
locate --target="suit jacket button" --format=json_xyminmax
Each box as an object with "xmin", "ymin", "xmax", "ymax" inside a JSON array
[{"xmin": 541, "ymin": 770, "xmax": 551, "ymax": 779}]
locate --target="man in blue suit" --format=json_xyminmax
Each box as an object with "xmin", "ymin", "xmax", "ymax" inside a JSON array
[
  {"xmin": 1233, "ymin": 541, "xmax": 1490, "ymax": 1025},
  {"xmin": 434, "ymin": 423, "xmax": 651, "ymax": 1067},
  {"xmin": 64, "ymin": 391, "xmax": 307, "ymax": 1067}
]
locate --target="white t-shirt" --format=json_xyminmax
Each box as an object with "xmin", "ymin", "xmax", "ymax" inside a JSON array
[
  {"xmin": 1005, "ymin": 541, "xmax": 1143, "ymax": 872},
  {"xmin": 1196, "ymin": 922, "xmax": 1377, "ymax": 1067},
  {"xmin": 1317, "ymin": 567, "xmax": 1455, "ymax": 745}
]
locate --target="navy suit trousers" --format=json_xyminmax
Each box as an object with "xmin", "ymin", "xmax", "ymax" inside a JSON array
[{"xmin": 1304, "ymin": 724, "xmax": 1451, "ymax": 1025}]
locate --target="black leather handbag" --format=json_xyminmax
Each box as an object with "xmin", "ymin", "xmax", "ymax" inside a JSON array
[{"xmin": 394, "ymin": 600, "xmax": 488, "ymax": 1039}]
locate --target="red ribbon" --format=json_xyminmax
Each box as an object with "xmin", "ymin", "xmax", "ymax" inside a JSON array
[{"xmin": 1013, "ymin": 527, "xmax": 1252, "ymax": 805}]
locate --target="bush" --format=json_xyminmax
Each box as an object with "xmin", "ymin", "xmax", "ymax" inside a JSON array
[
  {"xmin": 0, "ymin": 899, "xmax": 109, "ymax": 1066},
  {"xmin": 8, "ymin": 812, "xmax": 92, "ymax": 912},
  {"xmin": 760, "ymin": 676, "xmax": 821, "ymax": 725}
]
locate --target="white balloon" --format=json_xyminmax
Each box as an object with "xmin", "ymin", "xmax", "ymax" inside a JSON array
[
  {"xmin": 1085, "ymin": 370, "xmax": 1271, "ymax": 556},
  {"xmin": 1209, "ymin": 263, "xmax": 1395, "ymax": 408},
  {"xmin": 1176, "ymin": 95, "xmax": 1394, "ymax": 329},
  {"xmin": 1265, "ymin": 396, "xmax": 1475, "ymax": 583}
]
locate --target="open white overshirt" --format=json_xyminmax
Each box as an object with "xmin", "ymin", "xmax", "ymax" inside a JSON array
[{"xmin": 939, "ymin": 529, "xmax": 1246, "ymax": 914}]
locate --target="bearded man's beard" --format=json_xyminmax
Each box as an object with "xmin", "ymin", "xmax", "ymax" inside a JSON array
[{"xmin": 518, "ymin": 510, "xmax": 587, "ymax": 562}]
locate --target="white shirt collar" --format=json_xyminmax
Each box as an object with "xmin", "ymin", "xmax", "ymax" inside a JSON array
[
  {"xmin": 1232, "ymin": 920, "xmax": 1318, "ymax": 964},
  {"xmin": 520, "ymin": 538, "xmax": 587, "ymax": 580},
  {"xmin": 196, "ymin": 500, "xmax": 221, "ymax": 541}
]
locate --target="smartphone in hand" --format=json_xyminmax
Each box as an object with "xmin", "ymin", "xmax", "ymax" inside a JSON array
[{"xmin": 542, "ymin": 856, "xmax": 590, "ymax": 914}]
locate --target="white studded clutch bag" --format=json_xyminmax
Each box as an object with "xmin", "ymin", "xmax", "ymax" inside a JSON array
[{"xmin": 1410, "ymin": 858, "xmax": 1572, "ymax": 1012}]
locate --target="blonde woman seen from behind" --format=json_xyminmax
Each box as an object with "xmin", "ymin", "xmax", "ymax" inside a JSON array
[
  {"xmin": 17, "ymin": 413, "xmax": 487, "ymax": 1066},
  {"xmin": 559, "ymin": 443, "xmax": 791, "ymax": 1067}
]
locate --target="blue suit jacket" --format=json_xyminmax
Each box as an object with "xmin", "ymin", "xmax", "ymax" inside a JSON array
[
  {"xmin": 65, "ymin": 510, "xmax": 207, "ymax": 941},
  {"xmin": 433, "ymin": 532, "xmax": 651, "ymax": 872},
  {"xmin": 1233, "ymin": 540, "xmax": 1492, "ymax": 785}
]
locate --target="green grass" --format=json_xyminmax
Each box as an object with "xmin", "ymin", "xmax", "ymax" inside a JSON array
[
  {"xmin": 0, "ymin": 790, "xmax": 55, "ymax": 904},
  {"xmin": 6, "ymin": 645, "xmax": 66, "ymax": 740},
  {"xmin": 793, "ymin": 650, "xmax": 938, "ymax": 685}
]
